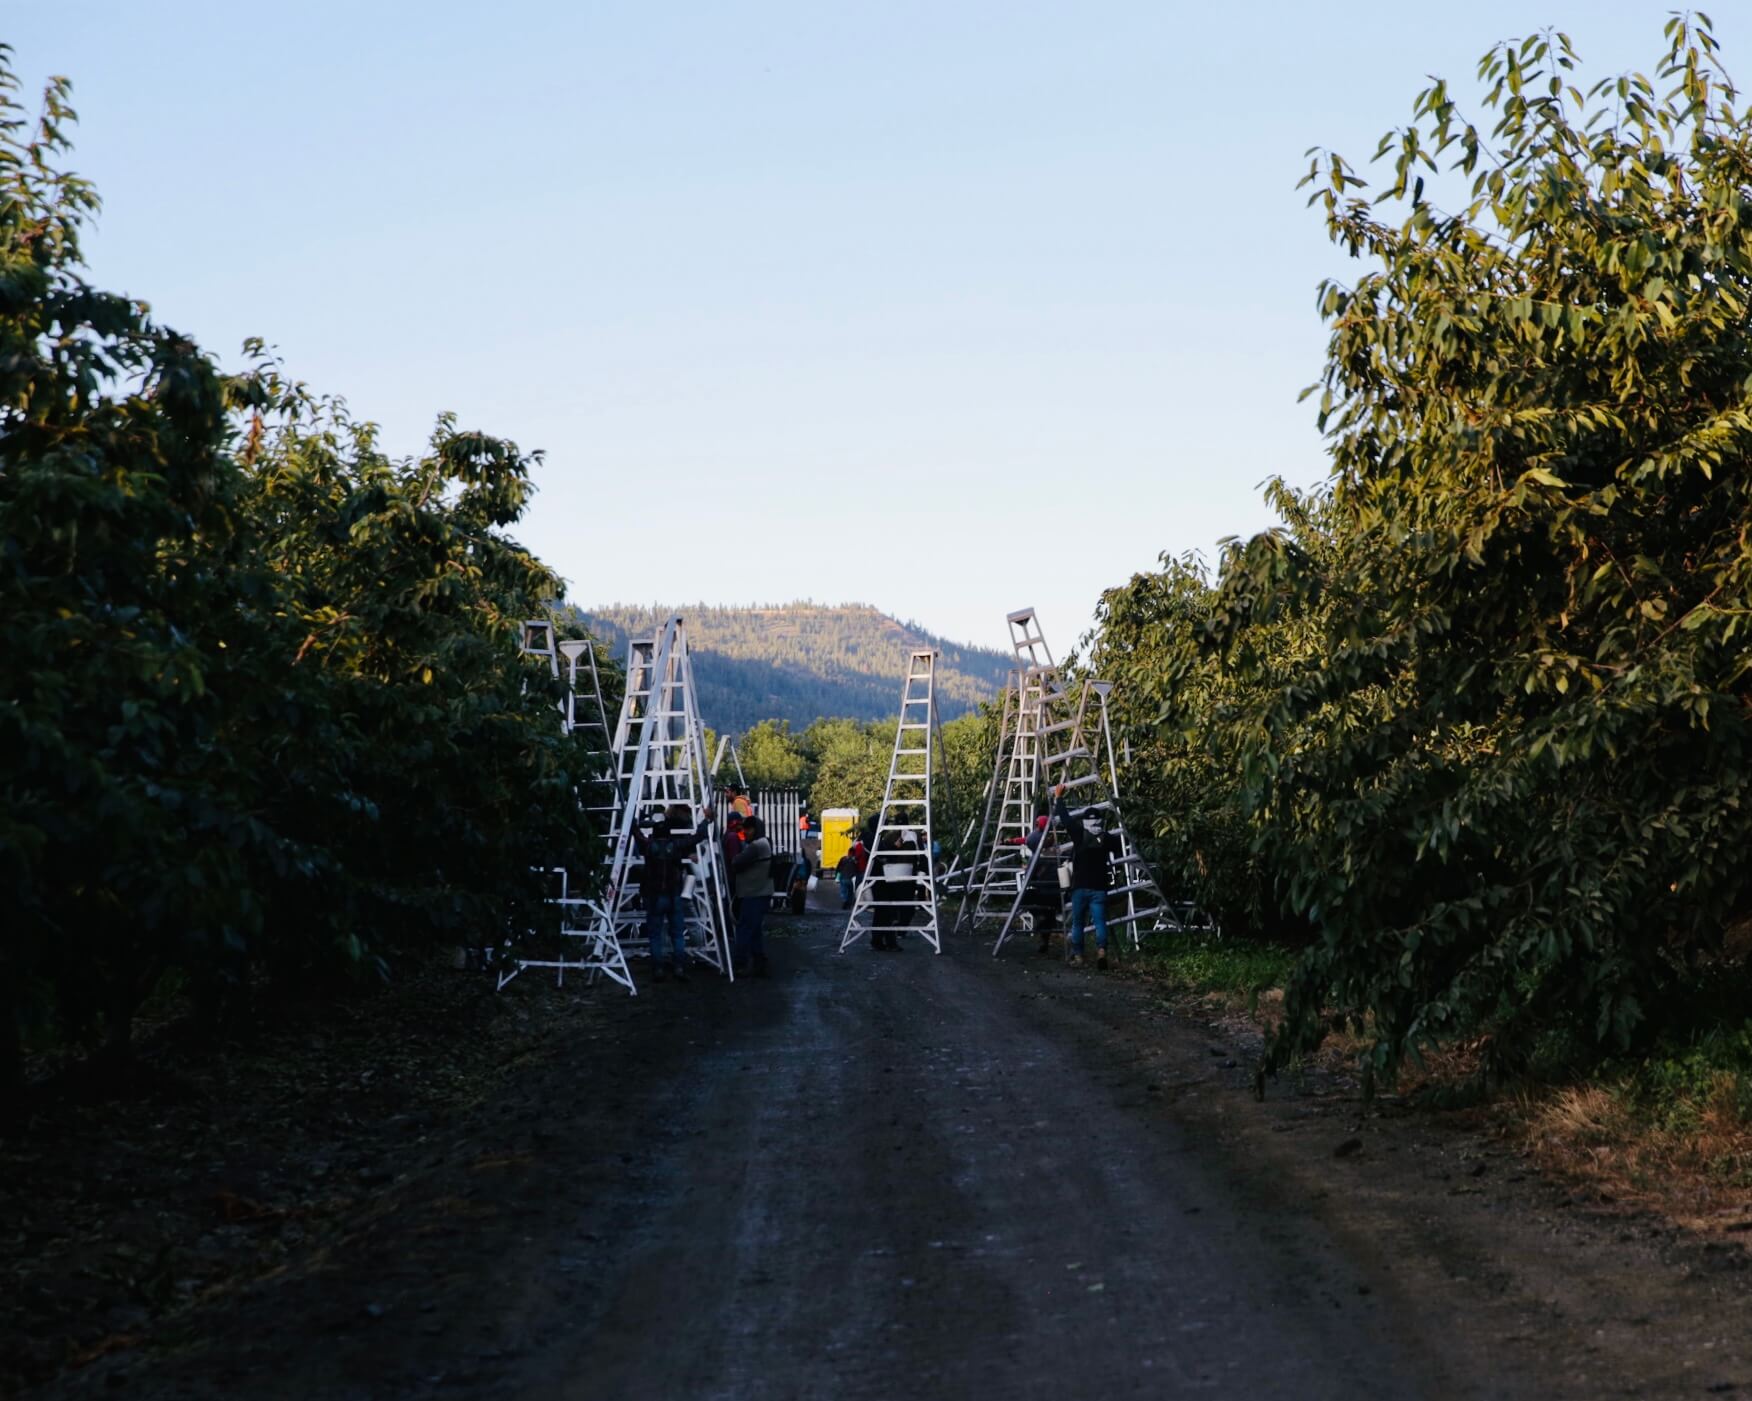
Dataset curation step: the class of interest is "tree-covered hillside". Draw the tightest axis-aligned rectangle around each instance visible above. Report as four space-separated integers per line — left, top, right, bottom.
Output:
573 603 1012 730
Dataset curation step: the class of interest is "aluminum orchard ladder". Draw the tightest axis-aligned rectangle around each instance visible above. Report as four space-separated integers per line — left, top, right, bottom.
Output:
499 616 732 992
958 608 1066 934
598 618 733 978
991 676 1168 955
557 636 619 826
839 649 946 954
943 668 1016 910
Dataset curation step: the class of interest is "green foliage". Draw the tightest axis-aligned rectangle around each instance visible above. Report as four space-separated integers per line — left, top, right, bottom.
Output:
789 708 990 848
1090 499 1334 942
0 59 602 1094
1135 931 1296 1002
578 603 1011 730
804 717 893 816
735 719 809 789
1628 1022 1752 1134
1097 17 1752 1089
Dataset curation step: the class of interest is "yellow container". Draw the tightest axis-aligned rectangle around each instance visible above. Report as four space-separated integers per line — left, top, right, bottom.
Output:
820 808 859 872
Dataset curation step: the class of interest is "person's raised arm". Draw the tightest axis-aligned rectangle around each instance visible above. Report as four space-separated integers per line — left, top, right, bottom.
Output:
1051 784 1081 847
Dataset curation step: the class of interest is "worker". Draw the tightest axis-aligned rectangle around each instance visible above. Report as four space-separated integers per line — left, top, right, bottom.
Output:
1052 783 1122 970
726 785 754 821
835 848 859 909
869 828 922 952
731 815 774 976
633 802 715 982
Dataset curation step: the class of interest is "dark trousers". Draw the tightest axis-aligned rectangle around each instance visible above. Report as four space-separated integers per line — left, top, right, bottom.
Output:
644 891 687 966
735 895 767 966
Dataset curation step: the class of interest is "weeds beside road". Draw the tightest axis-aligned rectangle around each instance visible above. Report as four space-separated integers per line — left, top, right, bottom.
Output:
1129 927 1752 1251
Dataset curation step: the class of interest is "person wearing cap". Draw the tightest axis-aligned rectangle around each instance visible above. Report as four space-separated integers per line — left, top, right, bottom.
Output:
1051 783 1123 969
634 802 715 982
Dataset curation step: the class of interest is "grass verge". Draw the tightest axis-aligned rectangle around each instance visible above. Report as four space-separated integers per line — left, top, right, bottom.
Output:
1128 929 1296 1009
1127 929 1752 1241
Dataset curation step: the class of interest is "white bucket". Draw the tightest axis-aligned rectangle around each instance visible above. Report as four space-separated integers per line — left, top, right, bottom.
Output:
1057 863 1073 890
682 874 698 900
884 861 916 880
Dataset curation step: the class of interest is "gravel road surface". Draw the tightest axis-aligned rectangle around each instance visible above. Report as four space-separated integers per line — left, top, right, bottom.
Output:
45 907 1752 1399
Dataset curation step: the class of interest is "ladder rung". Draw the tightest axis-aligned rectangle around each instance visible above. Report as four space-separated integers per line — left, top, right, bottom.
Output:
1108 907 1165 927
1059 774 1100 791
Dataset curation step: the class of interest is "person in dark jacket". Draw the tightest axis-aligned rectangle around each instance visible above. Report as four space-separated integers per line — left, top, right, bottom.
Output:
731 815 774 975
835 849 859 909
633 802 714 981
1052 784 1122 969
869 828 922 952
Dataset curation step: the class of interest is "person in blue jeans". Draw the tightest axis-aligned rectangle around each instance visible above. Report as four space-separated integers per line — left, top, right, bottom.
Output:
1052 784 1123 970
731 815 774 976
633 802 714 982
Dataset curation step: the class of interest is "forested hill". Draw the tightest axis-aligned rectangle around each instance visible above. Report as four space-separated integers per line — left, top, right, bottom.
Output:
572 603 1012 731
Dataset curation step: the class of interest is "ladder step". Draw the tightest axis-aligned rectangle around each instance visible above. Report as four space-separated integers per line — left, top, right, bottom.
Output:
1059 773 1100 791
1108 907 1165 927
1043 748 1091 768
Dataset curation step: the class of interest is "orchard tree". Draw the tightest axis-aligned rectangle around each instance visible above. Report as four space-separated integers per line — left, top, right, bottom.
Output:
735 719 810 789
1228 14 1752 1085
0 54 600 1106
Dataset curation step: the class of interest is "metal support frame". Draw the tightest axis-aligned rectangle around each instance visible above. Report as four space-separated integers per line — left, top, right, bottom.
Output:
499 616 732 992
958 609 1061 934
943 669 1016 915
991 674 1169 955
839 650 946 954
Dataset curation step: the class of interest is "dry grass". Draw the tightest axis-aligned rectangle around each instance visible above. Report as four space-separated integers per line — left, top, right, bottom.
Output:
1522 1077 1752 1234
1133 935 1752 1243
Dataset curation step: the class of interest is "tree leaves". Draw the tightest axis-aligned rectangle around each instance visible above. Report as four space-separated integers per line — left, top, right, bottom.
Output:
1 61 603 1092
1096 15 1752 1089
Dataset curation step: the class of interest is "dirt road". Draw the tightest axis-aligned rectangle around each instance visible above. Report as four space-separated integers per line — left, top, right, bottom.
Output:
41 908 1752 1399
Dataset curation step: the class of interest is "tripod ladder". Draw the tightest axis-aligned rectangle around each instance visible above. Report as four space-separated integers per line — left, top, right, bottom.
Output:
943 668 1016 911
839 650 946 953
991 676 1168 955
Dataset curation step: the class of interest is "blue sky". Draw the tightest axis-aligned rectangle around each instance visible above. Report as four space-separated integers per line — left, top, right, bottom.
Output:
11 3 1736 654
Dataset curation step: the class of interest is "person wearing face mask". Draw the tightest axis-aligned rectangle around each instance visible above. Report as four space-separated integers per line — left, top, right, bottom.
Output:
1051 783 1123 970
